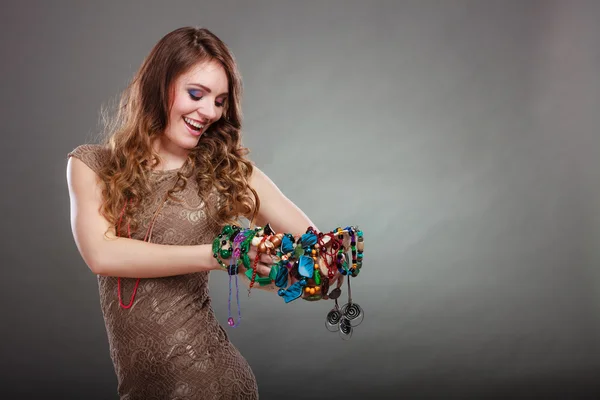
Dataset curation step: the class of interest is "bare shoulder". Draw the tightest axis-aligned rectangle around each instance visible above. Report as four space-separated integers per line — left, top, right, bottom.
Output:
66 156 102 193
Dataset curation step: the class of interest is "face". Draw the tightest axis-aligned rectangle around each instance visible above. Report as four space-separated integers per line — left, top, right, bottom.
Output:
161 60 229 155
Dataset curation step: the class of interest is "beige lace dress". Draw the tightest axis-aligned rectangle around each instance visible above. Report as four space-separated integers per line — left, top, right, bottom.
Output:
68 144 259 400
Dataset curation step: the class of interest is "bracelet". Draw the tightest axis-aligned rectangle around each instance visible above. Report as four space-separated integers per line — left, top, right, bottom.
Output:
212 224 242 269
211 223 365 339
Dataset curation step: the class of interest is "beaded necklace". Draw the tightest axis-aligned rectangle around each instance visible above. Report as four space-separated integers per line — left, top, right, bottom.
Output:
116 194 169 309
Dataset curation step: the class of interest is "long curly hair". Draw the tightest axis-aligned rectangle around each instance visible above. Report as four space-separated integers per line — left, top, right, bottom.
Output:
97 27 259 234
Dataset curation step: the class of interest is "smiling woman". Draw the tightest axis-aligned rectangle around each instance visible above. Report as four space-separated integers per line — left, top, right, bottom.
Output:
66 27 317 400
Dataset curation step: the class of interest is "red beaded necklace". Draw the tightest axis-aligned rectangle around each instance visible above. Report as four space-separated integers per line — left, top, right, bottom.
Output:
317 232 342 279
115 196 167 309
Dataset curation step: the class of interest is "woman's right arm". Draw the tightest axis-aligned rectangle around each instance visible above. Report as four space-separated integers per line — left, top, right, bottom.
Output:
66 157 222 278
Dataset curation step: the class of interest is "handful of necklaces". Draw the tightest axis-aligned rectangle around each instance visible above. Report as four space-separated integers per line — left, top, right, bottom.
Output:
212 223 365 339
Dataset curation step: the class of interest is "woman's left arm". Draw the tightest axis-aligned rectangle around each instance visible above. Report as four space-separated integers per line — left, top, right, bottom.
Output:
250 166 319 235
236 166 320 294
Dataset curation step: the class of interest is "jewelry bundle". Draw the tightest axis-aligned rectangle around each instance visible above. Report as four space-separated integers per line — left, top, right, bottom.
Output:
212 223 365 339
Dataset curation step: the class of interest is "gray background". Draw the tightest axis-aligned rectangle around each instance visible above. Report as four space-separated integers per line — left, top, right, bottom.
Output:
1 0 600 399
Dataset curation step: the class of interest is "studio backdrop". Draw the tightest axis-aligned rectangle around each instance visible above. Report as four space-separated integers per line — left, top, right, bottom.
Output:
1 1 600 399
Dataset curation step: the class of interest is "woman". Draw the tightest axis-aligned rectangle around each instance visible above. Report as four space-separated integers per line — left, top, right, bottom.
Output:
66 27 317 399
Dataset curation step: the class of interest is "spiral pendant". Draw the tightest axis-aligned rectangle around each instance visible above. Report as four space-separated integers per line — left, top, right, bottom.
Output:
325 308 342 332
341 302 364 327
339 317 353 340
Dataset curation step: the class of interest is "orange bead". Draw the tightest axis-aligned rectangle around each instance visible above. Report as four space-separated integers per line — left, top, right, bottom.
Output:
271 236 282 247
314 264 319 269
312 249 316 255
315 286 320 292
309 288 315 295
305 287 310 293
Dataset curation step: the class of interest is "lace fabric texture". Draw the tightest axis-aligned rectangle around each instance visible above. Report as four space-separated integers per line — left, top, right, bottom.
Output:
68 145 258 400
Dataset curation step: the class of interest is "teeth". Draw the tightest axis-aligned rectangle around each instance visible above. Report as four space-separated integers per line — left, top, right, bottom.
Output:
184 117 204 130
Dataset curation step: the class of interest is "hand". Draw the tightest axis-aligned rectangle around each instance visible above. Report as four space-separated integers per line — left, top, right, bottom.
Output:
244 246 277 277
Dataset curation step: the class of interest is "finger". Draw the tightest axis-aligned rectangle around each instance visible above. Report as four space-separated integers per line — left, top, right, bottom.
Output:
254 264 265 276
260 254 274 265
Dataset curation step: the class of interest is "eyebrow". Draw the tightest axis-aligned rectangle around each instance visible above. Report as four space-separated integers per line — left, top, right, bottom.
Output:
188 83 228 97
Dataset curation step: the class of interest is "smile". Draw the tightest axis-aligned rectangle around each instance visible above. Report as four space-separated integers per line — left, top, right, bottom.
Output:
184 117 205 131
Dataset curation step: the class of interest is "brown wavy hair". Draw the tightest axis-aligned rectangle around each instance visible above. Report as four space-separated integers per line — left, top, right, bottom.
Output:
97 27 259 234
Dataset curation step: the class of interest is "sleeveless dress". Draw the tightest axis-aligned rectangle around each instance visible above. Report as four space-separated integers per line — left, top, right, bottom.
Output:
68 144 259 400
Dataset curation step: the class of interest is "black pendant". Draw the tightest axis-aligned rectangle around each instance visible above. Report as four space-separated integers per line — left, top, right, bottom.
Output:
341 302 364 327
263 223 275 235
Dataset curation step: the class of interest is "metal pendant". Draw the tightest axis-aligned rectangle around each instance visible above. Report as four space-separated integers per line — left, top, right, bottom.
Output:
325 308 341 332
339 317 353 340
341 302 364 327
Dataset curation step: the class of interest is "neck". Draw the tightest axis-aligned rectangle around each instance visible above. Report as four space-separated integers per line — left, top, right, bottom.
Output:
152 137 189 171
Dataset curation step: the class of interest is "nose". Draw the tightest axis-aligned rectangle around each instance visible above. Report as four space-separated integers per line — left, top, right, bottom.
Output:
198 100 218 121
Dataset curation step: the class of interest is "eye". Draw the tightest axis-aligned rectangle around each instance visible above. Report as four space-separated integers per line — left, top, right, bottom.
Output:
215 99 226 108
188 89 203 101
